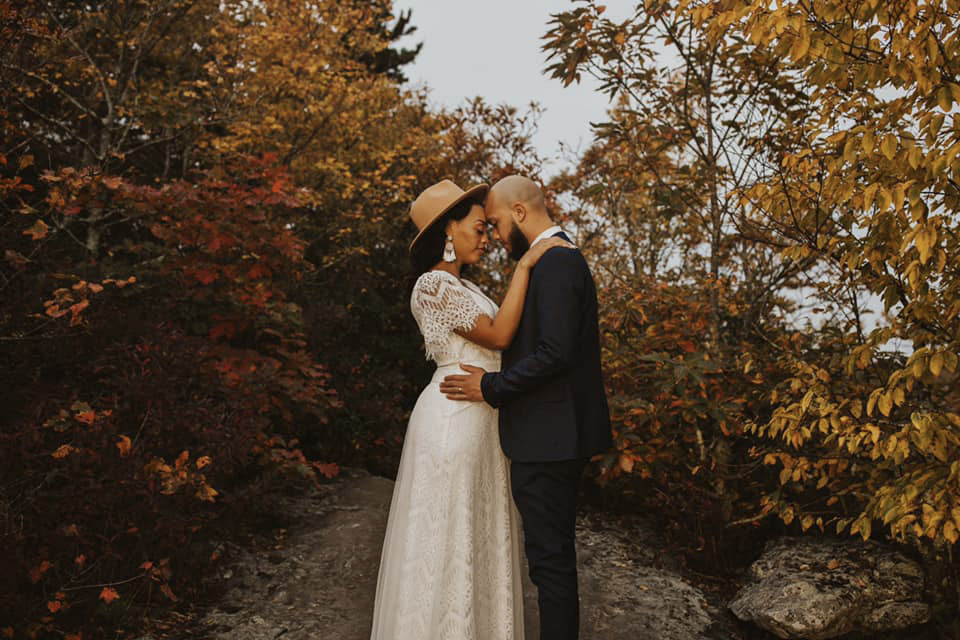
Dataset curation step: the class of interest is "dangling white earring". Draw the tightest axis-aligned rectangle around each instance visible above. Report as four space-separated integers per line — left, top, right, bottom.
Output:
443 235 456 262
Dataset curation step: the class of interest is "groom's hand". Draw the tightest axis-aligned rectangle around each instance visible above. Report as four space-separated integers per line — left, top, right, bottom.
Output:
440 364 486 402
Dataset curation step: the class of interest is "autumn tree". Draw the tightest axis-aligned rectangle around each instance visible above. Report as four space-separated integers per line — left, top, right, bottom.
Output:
545 4 960 604
694 0 960 552
541 1 822 552
2 1 559 634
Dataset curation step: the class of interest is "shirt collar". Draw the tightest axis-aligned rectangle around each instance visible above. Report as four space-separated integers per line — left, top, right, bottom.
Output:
530 225 564 248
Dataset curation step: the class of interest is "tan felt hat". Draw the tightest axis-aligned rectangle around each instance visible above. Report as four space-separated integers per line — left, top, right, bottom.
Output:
408 179 488 252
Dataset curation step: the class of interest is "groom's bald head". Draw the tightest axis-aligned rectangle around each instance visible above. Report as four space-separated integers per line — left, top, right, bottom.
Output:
483 175 554 260
487 175 547 215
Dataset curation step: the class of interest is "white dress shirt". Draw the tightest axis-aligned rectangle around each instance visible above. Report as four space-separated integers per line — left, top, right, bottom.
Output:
530 225 568 248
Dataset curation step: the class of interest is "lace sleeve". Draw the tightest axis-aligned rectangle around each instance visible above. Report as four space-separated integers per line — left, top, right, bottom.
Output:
411 271 486 361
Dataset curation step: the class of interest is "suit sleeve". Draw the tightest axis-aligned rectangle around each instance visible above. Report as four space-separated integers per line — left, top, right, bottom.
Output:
480 249 584 408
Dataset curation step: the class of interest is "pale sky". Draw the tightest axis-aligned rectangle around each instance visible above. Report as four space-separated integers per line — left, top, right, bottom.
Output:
393 0 630 177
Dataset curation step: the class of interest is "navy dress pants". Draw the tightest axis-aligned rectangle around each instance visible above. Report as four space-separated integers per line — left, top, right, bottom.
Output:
510 457 588 640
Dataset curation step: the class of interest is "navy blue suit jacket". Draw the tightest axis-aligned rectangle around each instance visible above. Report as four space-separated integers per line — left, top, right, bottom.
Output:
480 231 613 462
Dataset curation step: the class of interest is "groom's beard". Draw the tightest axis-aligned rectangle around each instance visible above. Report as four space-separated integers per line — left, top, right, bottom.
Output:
508 224 529 261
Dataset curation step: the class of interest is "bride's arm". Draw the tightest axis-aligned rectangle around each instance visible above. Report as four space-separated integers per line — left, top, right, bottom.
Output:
455 237 572 350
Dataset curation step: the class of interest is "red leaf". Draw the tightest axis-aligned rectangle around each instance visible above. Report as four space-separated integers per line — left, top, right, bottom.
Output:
193 268 219 285
69 299 90 315
315 462 340 479
116 435 132 457
45 304 69 318
209 322 236 341
99 587 120 604
23 219 49 240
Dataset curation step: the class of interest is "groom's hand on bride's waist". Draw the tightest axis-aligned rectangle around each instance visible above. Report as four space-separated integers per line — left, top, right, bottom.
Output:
440 364 486 402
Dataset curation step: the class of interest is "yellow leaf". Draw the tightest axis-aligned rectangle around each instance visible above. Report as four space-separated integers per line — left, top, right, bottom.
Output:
930 352 944 377
850 399 863 419
878 393 892 417
877 187 892 211
52 444 75 459
931 114 945 138
892 185 905 210
912 357 927 379
781 505 795 525
938 86 953 111
944 520 958 544
916 227 936 264
945 352 959 373
908 147 923 169
932 437 949 462
881 134 898 160
842 136 858 162
863 183 879 209
196 483 219 502
791 31 811 59
779 467 792 485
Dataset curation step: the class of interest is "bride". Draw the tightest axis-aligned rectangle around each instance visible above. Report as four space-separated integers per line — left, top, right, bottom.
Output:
369 179 570 640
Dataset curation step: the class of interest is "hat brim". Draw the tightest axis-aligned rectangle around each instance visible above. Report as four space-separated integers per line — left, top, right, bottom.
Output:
408 183 489 253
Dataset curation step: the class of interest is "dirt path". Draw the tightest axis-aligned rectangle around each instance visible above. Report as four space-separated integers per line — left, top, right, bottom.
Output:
158 468 756 639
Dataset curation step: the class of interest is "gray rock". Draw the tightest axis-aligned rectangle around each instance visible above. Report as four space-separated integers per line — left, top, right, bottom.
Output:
729 536 930 639
572 512 715 640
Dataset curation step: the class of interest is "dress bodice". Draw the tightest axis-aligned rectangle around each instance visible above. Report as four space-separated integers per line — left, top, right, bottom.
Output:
410 270 501 369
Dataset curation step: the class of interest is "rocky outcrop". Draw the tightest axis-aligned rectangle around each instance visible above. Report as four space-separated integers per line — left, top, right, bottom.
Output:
729 536 930 639
574 512 718 639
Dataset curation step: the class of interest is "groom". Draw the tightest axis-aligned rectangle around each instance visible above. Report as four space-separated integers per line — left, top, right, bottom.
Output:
440 175 612 640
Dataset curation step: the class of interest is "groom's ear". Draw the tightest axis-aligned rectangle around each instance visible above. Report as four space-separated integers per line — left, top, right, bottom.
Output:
512 202 527 224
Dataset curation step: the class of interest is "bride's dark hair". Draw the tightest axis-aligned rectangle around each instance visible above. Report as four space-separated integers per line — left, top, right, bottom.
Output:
408 195 484 285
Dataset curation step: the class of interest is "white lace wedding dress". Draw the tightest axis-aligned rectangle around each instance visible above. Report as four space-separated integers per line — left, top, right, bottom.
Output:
369 269 525 640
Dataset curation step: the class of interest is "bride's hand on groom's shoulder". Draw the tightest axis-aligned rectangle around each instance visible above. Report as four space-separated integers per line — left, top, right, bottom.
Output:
517 237 575 271
439 363 486 403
